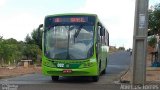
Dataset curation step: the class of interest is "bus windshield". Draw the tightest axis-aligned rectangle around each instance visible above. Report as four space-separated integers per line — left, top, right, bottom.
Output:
44 25 94 60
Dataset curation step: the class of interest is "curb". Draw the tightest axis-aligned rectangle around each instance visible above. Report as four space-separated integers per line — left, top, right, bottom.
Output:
147 67 160 71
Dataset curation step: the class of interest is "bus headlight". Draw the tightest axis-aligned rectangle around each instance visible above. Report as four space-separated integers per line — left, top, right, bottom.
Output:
43 60 56 67
83 62 94 68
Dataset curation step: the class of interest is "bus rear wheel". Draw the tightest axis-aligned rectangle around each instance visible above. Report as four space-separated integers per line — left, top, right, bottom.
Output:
51 76 59 81
92 76 99 82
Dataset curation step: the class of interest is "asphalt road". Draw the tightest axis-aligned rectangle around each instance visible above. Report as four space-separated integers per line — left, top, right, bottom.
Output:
0 51 131 90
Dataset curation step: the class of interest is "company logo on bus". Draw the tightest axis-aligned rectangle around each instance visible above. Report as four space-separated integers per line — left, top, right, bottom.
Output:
54 17 88 23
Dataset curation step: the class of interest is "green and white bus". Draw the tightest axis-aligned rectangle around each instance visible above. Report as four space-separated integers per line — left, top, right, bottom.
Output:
40 13 109 82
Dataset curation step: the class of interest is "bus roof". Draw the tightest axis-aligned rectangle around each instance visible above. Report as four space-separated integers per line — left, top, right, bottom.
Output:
44 13 108 32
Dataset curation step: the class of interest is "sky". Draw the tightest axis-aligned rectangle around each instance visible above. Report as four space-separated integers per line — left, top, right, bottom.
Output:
0 0 159 49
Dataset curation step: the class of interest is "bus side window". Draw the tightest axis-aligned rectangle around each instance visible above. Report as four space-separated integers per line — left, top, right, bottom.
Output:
97 25 101 43
105 31 109 46
102 28 105 45
98 23 106 45
99 26 105 45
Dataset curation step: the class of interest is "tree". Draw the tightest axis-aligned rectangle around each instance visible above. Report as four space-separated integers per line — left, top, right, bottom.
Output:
25 28 43 49
0 36 4 65
3 38 18 44
148 36 157 48
31 29 43 49
25 34 34 44
24 27 43 63
0 38 23 65
0 34 42 66
22 44 41 62
148 3 160 36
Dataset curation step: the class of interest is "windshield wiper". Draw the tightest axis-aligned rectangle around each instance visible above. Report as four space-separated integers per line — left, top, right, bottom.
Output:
74 25 83 38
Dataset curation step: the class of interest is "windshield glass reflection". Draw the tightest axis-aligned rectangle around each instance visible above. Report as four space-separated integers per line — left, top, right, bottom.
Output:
44 25 94 60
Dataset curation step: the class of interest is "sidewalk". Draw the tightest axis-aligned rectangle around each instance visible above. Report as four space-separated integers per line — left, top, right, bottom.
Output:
120 67 160 83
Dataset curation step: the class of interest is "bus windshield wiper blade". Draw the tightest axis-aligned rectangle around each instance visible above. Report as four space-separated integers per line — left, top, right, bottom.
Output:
74 25 83 38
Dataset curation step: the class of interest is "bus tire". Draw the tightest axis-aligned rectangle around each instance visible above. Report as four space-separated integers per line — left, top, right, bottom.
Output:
51 76 59 81
102 59 107 74
99 60 101 74
102 69 106 74
92 76 99 82
92 62 100 82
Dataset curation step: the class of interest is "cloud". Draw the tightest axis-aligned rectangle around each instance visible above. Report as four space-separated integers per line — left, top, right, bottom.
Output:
75 0 135 48
0 0 6 7
0 12 43 41
0 0 136 48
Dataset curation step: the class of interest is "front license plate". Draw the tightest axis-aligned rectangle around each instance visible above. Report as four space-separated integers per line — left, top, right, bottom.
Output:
63 69 72 74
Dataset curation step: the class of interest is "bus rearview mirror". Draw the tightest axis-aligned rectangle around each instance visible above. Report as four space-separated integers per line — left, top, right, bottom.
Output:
37 24 43 44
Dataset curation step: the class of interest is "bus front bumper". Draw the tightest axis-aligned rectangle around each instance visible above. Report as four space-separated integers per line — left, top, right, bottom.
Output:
42 65 98 76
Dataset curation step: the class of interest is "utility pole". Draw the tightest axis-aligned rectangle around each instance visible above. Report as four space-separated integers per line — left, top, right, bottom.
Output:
132 0 149 85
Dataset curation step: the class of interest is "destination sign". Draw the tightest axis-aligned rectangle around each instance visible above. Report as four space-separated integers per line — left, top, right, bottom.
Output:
45 15 95 27
53 17 88 23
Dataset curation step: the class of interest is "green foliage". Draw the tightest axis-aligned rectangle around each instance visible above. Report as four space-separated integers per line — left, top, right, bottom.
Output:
22 44 41 61
148 3 160 35
3 44 21 64
148 36 157 48
0 25 43 66
3 38 18 44
25 28 43 49
24 28 43 63
0 38 22 65
25 34 34 44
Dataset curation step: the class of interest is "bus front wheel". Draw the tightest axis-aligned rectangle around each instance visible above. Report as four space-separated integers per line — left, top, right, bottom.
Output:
92 76 99 82
51 76 59 81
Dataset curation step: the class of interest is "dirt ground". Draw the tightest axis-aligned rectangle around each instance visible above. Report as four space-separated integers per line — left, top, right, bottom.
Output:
0 66 41 79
